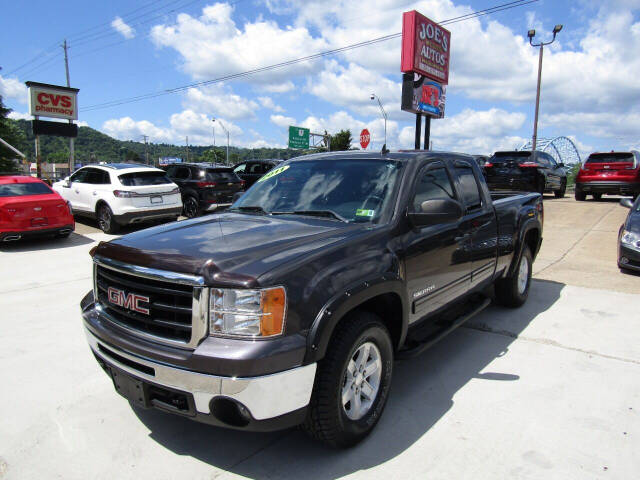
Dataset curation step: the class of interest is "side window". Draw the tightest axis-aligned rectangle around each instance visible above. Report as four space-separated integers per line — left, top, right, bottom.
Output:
454 163 483 211
248 163 263 174
70 169 88 183
537 154 550 167
411 163 455 212
175 167 191 180
165 166 177 178
233 163 246 173
86 169 110 184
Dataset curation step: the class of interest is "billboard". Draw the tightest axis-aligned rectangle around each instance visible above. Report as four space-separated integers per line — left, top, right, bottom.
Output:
401 10 451 85
26 82 79 120
401 73 446 118
158 157 183 165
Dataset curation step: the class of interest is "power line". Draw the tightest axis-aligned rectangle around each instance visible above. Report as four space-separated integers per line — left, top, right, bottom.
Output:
82 0 539 112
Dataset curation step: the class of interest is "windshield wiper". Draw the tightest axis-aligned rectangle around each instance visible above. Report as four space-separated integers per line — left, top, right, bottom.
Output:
229 205 268 215
273 210 349 223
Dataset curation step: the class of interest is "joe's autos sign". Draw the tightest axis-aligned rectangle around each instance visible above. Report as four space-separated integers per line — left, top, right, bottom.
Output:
401 10 451 85
26 82 79 120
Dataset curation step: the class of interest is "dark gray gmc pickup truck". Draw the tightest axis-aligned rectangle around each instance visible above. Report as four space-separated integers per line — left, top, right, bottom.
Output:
81 151 543 447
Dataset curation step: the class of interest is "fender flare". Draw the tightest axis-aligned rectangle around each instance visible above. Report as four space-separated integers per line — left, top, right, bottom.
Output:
506 218 542 278
303 275 408 364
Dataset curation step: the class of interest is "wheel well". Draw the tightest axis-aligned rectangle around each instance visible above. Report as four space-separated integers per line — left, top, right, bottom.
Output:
95 200 108 215
335 293 403 351
524 228 540 259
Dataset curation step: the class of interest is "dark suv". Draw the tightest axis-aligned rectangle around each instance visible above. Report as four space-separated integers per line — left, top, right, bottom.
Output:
485 150 567 197
164 163 244 218
232 159 281 188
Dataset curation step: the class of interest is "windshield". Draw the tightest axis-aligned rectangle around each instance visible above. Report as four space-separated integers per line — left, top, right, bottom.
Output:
0 182 53 197
118 171 172 186
232 159 403 223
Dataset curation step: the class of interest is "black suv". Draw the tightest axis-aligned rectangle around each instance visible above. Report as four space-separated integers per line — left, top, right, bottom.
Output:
485 150 567 197
232 159 281 188
164 163 244 218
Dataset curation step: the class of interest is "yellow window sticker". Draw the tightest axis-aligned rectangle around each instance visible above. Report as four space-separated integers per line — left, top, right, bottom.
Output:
356 209 375 217
257 165 290 183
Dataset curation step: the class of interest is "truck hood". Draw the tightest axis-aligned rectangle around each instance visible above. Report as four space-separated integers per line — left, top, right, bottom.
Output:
92 212 367 286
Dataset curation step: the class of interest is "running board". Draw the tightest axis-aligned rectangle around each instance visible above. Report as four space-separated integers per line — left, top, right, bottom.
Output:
397 298 491 360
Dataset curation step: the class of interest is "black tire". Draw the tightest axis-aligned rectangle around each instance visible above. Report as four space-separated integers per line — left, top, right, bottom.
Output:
495 245 533 308
97 204 120 234
183 196 200 218
554 180 566 198
575 189 586 201
302 311 394 448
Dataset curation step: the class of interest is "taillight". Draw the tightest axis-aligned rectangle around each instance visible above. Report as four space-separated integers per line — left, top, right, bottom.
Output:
518 162 538 168
536 201 544 225
196 182 217 188
484 162 493 168
240 180 246 187
113 190 133 198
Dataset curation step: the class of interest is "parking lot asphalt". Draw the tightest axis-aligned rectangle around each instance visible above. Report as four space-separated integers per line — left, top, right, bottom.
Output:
0 196 638 479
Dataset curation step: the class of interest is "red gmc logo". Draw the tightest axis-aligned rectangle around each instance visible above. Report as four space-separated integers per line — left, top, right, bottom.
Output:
107 287 150 315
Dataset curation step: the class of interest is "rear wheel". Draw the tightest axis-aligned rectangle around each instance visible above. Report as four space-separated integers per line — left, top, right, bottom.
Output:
592 193 602 201
303 311 393 448
554 180 566 198
97 204 119 234
183 196 200 218
575 189 586 201
495 246 532 308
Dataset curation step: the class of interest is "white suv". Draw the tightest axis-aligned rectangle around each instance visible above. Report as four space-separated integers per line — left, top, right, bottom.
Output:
53 163 182 233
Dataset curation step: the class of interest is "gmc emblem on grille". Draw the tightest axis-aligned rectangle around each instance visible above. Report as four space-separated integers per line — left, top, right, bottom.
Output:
107 287 150 315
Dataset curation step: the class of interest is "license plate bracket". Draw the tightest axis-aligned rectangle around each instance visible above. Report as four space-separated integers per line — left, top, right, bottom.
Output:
151 195 163 204
110 368 148 408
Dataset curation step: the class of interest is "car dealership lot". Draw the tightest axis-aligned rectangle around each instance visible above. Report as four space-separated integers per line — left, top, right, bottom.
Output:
0 197 638 479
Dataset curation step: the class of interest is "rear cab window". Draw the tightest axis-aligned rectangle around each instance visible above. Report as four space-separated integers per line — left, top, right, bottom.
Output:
118 171 172 186
454 161 483 211
0 182 53 197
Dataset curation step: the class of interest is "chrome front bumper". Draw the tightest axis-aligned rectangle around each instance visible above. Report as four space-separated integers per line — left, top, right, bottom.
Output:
85 326 317 420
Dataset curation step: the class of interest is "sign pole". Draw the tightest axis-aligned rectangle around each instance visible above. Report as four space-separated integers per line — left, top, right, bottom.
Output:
414 114 422 150
423 116 431 150
62 39 75 173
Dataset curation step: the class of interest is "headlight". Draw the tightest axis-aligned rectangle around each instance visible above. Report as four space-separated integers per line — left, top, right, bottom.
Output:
621 230 640 249
209 287 286 337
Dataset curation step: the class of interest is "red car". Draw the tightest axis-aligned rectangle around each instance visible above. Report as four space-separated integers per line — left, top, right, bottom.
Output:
575 151 640 201
0 176 75 242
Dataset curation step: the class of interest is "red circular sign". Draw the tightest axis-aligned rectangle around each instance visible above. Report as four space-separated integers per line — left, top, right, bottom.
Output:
360 129 371 149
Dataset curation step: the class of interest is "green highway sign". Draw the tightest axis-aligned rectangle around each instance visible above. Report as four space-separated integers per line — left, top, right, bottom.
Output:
288 126 310 149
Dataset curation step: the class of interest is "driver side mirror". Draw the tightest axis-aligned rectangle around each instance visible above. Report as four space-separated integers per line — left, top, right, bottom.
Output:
62 177 71 188
408 198 463 228
620 198 634 209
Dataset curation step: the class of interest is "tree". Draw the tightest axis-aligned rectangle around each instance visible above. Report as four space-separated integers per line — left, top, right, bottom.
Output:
0 95 27 172
329 129 353 151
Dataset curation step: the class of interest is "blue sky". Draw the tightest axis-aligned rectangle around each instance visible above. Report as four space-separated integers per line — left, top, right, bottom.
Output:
1 0 639 161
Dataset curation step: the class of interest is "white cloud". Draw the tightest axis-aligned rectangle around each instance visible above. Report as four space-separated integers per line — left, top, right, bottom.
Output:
270 114 296 128
102 117 173 142
0 76 27 103
258 96 284 112
260 81 295 93
7 111 31 120
111 16 135 39
183 85 258 120
150 3 327 84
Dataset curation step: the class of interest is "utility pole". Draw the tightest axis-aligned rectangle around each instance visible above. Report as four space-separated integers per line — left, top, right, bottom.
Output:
528 25 562 151
142 135 149 165
186 136 189 162
61 39 75 173
212 118 229 165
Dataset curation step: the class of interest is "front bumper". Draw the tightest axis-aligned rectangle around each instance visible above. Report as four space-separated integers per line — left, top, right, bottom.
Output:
86 326 316 430
113 206 182 225
619 243 640 271
577 181 640 195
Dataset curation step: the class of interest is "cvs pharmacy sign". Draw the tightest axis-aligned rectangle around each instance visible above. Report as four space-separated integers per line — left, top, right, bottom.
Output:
26 81 79 120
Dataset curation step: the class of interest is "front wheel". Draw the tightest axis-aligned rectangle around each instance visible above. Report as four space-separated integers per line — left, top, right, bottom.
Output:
554 180 566 198
495 245 533 308
97 204 120 234
575 189 586 201
303 311 393 448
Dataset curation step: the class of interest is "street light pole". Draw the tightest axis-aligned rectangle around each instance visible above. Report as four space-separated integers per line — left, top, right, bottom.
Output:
370 93 388 148
528 24 562 152
212 118 229 165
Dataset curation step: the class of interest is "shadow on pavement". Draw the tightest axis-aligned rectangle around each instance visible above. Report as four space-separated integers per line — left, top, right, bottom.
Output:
0 231 94 252
134 279 565 479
